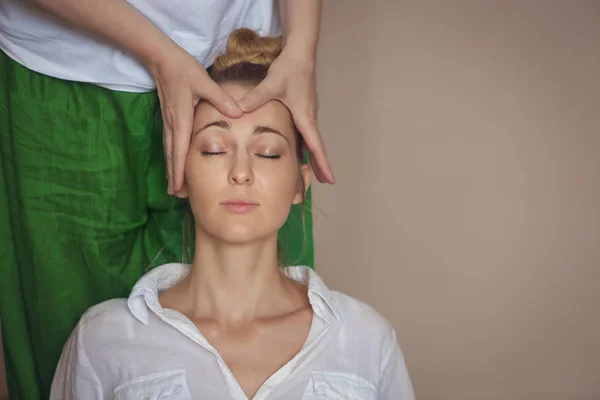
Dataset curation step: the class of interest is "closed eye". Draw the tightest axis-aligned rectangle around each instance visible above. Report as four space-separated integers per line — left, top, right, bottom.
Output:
201 151 226 156
256 154 281 159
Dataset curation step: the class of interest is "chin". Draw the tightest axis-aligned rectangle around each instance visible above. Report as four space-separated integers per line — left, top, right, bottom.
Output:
210 224 272 245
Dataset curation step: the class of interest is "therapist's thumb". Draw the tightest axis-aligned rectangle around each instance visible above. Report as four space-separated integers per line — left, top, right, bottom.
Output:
200 79 243 118
237 83 276 113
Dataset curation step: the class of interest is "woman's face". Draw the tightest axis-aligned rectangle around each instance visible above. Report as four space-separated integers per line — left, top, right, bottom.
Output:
182 83 310 244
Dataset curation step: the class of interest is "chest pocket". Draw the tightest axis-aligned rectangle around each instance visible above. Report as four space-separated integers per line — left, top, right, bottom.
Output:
301 371 378 400
114 369 192 400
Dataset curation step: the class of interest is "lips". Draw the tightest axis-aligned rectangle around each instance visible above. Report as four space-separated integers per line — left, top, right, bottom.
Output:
221 198 259 214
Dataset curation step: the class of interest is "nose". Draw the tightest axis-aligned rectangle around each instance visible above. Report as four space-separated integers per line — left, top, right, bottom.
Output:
228 151 254 185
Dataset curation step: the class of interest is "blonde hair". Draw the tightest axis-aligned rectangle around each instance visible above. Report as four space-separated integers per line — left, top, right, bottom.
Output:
212 28 282 74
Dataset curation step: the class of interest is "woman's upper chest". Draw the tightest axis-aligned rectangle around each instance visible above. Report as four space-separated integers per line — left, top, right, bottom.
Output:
194 307 314 398
106 320 380 400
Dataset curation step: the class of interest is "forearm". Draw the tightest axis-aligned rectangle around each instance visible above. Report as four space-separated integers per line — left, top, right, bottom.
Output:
279 0 322 64
32 0 177 69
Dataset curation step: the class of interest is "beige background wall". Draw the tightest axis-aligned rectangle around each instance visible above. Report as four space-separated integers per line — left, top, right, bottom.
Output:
2 1 600 399
313 1 600 399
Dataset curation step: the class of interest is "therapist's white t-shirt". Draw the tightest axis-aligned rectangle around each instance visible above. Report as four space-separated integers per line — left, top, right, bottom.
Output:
0 0 280 92
50 264 415 400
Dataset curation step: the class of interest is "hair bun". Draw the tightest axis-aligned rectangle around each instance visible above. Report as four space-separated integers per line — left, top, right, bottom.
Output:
212 28 282 72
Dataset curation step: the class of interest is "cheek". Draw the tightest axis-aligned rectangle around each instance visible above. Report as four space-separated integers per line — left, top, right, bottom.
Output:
185 153 221 201
260 160 301 202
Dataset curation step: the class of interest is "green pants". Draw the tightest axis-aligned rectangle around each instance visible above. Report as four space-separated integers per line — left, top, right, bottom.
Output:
0 51 313 400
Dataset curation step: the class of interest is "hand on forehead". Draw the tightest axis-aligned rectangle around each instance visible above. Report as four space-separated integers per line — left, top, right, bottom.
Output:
193 83 296 142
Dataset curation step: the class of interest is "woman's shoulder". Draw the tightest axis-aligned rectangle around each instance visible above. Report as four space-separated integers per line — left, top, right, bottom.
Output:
73 298 135 345
331 290 397 342
287 265 398 342
80 298 132 325
324 290 407 384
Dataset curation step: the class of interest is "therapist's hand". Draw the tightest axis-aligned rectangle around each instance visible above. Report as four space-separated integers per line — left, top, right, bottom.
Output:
150 46 243 195
237 50 335 184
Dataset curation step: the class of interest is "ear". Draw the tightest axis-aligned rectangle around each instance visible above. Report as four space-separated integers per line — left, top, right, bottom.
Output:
293 164 312 205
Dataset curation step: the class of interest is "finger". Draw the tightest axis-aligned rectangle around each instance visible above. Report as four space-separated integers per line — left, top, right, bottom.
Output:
237 81 276 113
163 124 174 195
201 79 243 118
171 93 195 193
157 85 175 194
308 150 327 184
294 116 336 184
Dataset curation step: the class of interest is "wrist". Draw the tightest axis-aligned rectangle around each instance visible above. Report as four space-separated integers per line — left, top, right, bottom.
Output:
281 39 317 69
140 36 183 77
279 0 321 66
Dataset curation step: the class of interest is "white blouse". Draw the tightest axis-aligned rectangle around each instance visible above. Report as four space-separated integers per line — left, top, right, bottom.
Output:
50 264 415 399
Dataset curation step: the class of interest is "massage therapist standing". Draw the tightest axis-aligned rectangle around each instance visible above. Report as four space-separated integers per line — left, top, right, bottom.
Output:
0 1 333 398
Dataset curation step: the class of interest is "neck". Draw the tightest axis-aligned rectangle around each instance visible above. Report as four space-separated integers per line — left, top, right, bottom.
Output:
181 229 299 324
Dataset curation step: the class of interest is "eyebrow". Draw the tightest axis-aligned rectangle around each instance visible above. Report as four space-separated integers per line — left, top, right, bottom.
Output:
196 120 289 142
197 120 231 133
253 125 289 142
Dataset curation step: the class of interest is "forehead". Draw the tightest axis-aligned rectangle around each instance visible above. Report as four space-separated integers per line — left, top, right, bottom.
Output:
194 83 294 133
